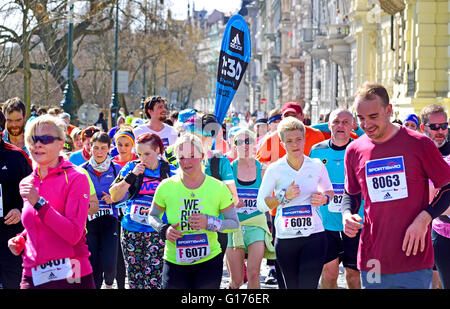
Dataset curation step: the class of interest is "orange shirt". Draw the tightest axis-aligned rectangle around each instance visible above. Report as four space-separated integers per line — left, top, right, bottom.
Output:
256 126 325 216
256 126 325 164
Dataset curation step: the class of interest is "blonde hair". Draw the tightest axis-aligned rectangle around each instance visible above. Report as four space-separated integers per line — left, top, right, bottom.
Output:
173 133 205 160
25 114 66 149
277 116 305 142
233 128 256 144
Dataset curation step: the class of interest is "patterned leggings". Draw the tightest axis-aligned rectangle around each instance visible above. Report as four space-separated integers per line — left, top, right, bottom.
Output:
122 229 165 289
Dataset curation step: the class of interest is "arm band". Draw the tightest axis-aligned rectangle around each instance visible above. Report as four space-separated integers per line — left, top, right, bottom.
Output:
424 183 450 219
206 207 239 232
341 191 362 215
148 205 169 240
124 172 137 185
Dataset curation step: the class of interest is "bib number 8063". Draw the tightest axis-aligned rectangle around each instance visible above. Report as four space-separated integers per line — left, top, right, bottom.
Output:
372 174 400 189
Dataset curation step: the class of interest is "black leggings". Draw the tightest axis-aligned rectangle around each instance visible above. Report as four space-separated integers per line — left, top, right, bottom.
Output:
86 215 119 288
275 232 327 289
162 254 223 289
432 229 450 289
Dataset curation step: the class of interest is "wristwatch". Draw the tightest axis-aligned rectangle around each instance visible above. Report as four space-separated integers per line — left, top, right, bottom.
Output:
276 189 291 206
34 196 47 211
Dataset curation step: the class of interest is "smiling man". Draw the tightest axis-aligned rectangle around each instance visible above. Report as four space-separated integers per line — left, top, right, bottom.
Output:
133 96 178 149
2 98 29 157
342 82 450 289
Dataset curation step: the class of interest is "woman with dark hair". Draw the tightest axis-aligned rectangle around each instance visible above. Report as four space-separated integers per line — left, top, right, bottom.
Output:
81 132 123 289
110 133 176 289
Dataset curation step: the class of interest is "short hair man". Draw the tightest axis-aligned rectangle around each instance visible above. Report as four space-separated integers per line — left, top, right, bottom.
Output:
420 104 449 156
309 108 364 289
2 97 29 157
133 96 178 149
342 82 450 289
0 106 33 288
256 102 325 164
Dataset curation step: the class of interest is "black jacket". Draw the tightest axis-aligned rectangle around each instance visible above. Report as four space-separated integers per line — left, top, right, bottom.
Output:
0 138 32 249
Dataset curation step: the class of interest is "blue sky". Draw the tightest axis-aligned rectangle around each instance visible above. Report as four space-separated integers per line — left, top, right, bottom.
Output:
168 0 242 20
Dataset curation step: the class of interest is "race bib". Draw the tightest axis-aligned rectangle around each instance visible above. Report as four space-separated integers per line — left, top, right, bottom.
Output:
31 258 73 286
176 233 210 264
280 205 314 237
130 196 153 225
328 183 345 213
236 188 259 215
365 156 408 203
88 201 112 221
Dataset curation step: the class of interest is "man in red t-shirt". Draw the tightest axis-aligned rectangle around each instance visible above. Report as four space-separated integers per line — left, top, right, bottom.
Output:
343 82 450 289
256 102 325 164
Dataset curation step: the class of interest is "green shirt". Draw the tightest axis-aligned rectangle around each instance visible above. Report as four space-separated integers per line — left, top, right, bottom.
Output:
153 174 234 265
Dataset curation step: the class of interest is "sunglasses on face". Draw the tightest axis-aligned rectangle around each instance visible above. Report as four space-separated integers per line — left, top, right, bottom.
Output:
425 122 448 131
84 129 100 137
32 135 62 145
235 138 252 146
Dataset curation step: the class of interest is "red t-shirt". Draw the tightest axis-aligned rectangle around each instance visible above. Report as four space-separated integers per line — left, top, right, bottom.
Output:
345 127 450 274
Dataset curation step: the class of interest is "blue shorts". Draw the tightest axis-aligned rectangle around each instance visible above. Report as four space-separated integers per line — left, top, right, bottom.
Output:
360 268 433 289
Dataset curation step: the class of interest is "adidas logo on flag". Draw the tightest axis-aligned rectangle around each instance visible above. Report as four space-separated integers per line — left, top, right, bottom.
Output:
230 34 242 51
229 26 244 55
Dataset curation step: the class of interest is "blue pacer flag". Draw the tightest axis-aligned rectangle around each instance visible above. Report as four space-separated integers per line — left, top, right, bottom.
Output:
214 14 251 125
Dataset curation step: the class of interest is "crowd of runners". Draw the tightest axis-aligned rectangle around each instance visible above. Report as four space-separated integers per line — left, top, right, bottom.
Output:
0 81 449 290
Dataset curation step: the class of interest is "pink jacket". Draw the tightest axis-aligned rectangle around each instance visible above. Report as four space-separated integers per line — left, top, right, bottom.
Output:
19 157 92 278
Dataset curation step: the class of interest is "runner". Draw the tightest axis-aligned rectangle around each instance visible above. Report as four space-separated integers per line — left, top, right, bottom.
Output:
69 126 100 166
0 109 32 289
309 108 364 289
81 132 123 289
133 96 178 148
420 104 449 156
430 155 450 289
256 102 325 165
109 133 176 289
257 117 334 289
8 115 94 289
148 134 238 289
2 97 29 157
110 126 137 289
403 114 420 132
343 82 450 289
112 127 137 167
226 128 275 289
419 105 449 288
183 114 239 260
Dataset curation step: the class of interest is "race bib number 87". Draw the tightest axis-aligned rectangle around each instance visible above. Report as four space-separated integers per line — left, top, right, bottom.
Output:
365 156 408 203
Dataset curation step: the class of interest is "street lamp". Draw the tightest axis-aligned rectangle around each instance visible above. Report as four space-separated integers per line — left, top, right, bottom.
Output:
60 1 74 118
110 0 120 127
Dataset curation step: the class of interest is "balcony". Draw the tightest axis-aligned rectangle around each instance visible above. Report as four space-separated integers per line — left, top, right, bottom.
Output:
326 24 349 46
311 35 329 60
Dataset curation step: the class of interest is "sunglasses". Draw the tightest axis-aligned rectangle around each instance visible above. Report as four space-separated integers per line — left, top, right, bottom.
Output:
235 138 252 146
32 135 62 145
84 128 100 137
425 123 448 131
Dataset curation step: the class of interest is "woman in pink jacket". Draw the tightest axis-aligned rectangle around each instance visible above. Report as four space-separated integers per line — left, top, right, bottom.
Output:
8 114 94 289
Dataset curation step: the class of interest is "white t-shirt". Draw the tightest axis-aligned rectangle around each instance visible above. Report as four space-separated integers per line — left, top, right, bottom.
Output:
133 123 178 148
257 155 333 239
